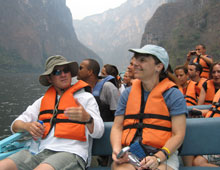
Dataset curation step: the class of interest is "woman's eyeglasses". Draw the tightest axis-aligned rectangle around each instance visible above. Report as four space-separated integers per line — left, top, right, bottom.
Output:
52 67 70 76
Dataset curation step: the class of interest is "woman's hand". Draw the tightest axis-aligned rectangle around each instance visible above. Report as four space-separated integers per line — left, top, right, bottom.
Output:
138 156 159 170
112 150 129 165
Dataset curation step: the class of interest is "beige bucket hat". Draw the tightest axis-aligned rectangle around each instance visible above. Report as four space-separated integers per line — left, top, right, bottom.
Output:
39 55 78 86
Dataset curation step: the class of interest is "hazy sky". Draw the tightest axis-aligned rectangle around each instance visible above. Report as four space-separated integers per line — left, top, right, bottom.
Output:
66 0 127 20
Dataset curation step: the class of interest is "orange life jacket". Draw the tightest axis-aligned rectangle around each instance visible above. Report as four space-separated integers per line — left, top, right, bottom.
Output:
193 56 210 79
121 78 176 149
185 80 197 106
179 80 190 95
204 80 216 105
179 87 184 94
205 89 220 118
38 80 90 141
196 78 207 96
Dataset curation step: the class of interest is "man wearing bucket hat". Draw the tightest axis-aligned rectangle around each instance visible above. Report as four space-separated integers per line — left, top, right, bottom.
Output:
0 55 104 170
111 45 187 170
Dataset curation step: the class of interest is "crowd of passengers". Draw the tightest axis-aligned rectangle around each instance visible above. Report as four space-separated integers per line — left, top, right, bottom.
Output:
103 44 220 168
0 43 219 170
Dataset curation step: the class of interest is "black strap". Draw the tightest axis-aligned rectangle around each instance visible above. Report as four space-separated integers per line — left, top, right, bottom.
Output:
124 123 171 132
185 95 197 103
205 100 212 104
210 106 220 117
213 102 220 107
131 84 146 142
39 109 64 115
42 118 86 124
124 113 171 121
196 56 200 64
185 100 197 106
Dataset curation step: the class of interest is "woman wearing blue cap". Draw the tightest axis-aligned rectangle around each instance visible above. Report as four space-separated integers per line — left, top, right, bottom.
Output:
110 44 187 170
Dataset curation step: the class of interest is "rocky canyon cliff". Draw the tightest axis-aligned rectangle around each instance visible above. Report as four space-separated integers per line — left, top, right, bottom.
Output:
73 0 171 71
0 0 101 72
141 0 220 67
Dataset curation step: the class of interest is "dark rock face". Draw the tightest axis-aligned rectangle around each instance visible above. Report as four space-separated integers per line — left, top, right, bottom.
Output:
0 0 101 72
141 0 220 66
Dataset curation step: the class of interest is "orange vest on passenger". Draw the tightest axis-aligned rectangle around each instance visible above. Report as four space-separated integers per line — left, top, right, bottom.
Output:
205 89 220 118
38 80 90 141
178 87 184 94
196 78 207 96
184 80 197 106
193 56 210 79
178 80 190 96
121 78 176 149
204 80 216 105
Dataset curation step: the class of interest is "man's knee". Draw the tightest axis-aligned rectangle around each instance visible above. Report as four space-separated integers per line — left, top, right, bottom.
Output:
34 163 55 170
193 156 207 166
111 161 135 170
0 158 18 170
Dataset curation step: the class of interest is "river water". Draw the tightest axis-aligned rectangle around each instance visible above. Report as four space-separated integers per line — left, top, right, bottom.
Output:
0 73 47 140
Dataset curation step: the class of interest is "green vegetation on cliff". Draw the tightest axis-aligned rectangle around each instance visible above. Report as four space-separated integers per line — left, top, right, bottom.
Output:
141 0 220 68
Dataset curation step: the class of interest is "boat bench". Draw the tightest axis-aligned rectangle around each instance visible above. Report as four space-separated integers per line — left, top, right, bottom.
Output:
1 105 219 170
88 118 220 170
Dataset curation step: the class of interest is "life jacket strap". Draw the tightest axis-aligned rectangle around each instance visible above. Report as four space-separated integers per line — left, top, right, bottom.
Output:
124 113 171 121
42 118 87 124
123 123 171 132
39 109 64 115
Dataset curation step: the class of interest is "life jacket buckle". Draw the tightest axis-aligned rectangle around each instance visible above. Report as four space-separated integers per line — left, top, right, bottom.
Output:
136 122 143 130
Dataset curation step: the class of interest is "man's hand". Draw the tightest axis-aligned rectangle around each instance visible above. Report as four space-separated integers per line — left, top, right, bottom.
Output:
64 99 91 122
186 51 193 62
25 121 45 140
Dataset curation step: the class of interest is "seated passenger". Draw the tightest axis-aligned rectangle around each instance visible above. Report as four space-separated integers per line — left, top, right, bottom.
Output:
175 65 197 106
174 65 189 94
0 55 104 170
193 89 220 167
77 59 120 122
123 71 132 88
188 62 207 97
185 44 213 79
101 64 125 94
111 44 187 170
198 62 220 105
127 56 136 84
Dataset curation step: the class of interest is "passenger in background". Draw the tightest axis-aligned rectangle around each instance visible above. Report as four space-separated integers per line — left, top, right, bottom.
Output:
127 56 136 84
167 64 180 87
174 65 189 94
198 62 220 105
77 59 119 122
192 89 220 167
101 64 119 88
101 64 125 94
188 62 207 97
111 44 187 170
174 65 197 106
122 71 132 88
78 59 120 166
185 44 213 79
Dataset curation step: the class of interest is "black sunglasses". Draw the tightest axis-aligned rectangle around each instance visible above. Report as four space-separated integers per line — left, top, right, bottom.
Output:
52 67 70 76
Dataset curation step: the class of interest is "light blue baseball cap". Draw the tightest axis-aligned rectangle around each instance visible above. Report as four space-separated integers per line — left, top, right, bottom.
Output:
129 44 169 71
